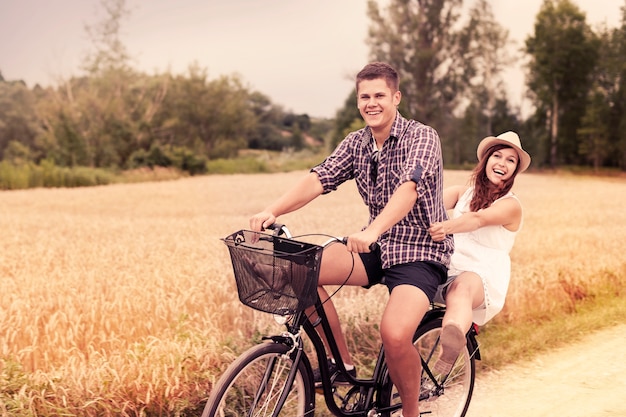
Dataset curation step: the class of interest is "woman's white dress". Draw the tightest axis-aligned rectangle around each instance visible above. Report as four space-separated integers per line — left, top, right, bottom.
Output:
443 187 521 326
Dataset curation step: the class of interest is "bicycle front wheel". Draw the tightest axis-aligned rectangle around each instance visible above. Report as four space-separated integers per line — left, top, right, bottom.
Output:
203 341 314 417
379 317 475 417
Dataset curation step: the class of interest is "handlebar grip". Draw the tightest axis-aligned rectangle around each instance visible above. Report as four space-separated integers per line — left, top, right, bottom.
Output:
264 223 286 236
341 237 379 252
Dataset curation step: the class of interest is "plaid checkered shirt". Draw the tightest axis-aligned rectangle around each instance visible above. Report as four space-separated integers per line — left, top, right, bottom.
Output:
311 112 453 269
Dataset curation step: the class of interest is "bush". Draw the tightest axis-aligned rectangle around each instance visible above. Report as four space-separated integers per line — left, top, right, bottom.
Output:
0 160 116 190
169 146 207 175
128 144 207 175
207 157 269 174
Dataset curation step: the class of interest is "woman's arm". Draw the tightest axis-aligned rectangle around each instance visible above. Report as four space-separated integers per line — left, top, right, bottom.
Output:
442 185 467 210
429 196 521 241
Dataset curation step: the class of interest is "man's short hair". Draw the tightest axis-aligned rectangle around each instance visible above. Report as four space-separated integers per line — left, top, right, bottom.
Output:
356 62 400 92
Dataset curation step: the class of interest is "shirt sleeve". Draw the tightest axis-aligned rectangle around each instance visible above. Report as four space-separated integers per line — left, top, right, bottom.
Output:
403 125 442 195
310 133 357 194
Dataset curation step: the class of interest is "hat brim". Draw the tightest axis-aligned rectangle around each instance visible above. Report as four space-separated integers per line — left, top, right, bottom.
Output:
476 137 531 173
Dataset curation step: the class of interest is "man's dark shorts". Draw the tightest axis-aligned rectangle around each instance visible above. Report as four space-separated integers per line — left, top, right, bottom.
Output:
359 247 447 302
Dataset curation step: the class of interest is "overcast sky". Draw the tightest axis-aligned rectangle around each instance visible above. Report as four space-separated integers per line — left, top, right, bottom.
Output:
0 0 622 118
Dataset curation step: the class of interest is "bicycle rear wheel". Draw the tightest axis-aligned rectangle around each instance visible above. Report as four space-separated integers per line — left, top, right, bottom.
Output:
203 342 314 417
379 317 475 417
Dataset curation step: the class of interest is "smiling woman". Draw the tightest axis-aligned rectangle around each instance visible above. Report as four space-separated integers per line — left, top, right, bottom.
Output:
428 131 531 374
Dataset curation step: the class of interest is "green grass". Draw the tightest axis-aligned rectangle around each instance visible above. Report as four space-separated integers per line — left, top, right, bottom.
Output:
0 161 187 190
207 149 327 174
475 292 626 372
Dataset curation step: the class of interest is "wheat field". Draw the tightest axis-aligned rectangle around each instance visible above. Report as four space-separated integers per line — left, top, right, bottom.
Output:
0 171 625 416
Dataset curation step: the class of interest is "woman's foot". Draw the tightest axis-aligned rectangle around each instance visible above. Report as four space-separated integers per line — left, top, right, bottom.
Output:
434 324 465 375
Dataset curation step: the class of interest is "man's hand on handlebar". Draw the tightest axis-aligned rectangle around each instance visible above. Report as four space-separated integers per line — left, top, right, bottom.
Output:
345 230 379 253
249 211 276 232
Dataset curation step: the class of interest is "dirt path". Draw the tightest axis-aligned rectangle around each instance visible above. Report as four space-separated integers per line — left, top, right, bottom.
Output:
465 323 626 417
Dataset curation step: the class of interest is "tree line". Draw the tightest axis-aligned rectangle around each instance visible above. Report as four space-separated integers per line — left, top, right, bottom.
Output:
0 66 324 175
350 0 626 171
1 0 626 178
0 0 327 179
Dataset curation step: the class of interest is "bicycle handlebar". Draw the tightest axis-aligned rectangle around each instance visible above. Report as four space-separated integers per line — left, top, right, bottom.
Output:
264 223 288 237
265 223 379 252
340 237 379 253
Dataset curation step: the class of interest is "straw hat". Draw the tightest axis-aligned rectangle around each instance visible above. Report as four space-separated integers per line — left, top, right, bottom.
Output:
476 131 531 173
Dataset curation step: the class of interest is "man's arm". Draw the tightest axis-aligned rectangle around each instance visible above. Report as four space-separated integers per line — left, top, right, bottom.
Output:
347 181 418 252
249 172 324 231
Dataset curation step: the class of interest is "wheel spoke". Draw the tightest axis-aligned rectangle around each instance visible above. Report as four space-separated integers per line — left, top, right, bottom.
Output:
203 343 312 417
379 318 475 417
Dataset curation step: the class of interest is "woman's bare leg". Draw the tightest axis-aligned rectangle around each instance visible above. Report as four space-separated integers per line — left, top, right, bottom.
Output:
435 272 484 374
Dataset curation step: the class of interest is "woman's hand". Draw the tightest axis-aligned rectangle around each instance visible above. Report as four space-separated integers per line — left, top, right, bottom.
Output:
429 222 447 242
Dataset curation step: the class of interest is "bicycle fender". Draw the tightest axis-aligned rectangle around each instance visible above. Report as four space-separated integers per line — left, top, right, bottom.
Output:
263 335 294 345
467 325 481 361
421 308 445 323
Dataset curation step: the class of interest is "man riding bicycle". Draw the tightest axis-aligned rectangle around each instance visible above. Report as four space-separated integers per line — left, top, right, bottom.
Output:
250 62 452 417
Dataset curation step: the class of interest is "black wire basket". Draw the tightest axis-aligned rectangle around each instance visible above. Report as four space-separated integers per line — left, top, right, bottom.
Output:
222 230 323 315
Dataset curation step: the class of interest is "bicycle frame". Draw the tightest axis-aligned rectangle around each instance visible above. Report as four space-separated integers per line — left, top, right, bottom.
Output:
266 296 389 416
307 298 384 415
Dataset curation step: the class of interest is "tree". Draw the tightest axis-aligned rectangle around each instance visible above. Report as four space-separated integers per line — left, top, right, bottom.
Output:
366 0 471 135
331 89 362 149
445 0 517 165
364 0 519 166
613 0 626 170
578 91 610 169
525 0 599 168
36 0 171 168
0 80 40 161
463 0 514 136
153 65 257 159
576 20 624 170
82 0 132 75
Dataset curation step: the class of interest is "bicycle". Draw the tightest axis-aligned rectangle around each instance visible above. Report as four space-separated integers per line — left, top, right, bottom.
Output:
204 224 480 417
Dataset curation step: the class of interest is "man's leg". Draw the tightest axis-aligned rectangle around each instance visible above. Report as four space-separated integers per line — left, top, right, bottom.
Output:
380 284 430 417
305 243 369 367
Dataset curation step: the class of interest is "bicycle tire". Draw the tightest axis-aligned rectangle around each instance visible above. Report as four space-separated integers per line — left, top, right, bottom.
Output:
203 341 315 417
378 317 475 417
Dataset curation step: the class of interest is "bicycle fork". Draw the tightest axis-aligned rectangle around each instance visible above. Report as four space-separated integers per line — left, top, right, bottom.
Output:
259 332 306 417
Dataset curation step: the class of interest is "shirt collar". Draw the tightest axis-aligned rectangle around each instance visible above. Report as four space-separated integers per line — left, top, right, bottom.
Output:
362 111 406 147
389 111 409 140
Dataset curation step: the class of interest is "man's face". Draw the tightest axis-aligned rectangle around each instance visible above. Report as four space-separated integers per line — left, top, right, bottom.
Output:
357 78 401 133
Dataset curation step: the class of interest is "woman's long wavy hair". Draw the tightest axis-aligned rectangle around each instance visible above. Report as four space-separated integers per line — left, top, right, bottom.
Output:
469 144 521 212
